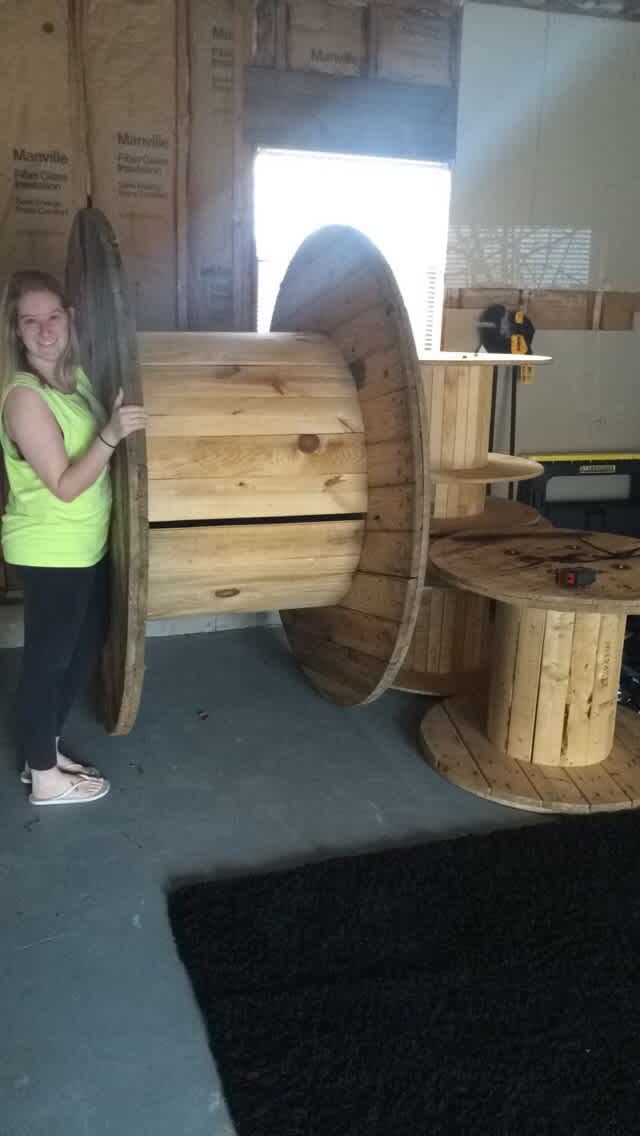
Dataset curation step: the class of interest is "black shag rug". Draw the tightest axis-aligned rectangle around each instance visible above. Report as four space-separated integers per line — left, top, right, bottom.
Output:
168 814 640 1136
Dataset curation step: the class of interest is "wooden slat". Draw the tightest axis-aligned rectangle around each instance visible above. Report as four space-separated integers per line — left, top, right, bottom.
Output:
357 347 409 403
438 587 457 674
338 572 408 622
487 603 520 753
531 611 575 765
138 330 345 368
330 303 398 364
143 364 357 402
366 486 414 530
149 573 354 620
366 438 414 487
148 473 367 522
150 518 363 572
359 531 413 576
563 612 601 765
285 626 387 702
270 228 373 318
564 761 631 810
147 433 366 481
447 696 545 806
506 607 546 762
426 364 445 470
275 265 384 337
288 606 399 663
421 703 492 797
147 397 364 437
360 389 410 446
587 613 626 763
148 519 363 619
425 586 445 672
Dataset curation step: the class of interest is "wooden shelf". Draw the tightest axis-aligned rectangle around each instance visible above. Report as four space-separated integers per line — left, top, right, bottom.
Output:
430 497 546 536
431 453 543 485
420 352 551 366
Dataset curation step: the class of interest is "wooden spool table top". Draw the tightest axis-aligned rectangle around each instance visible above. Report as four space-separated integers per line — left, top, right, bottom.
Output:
429 529 640 614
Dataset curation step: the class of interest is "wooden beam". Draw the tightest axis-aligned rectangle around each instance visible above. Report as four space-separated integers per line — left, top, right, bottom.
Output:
245 66 456 162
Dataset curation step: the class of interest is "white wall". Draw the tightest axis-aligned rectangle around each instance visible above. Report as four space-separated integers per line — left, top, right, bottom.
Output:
447 3 640 452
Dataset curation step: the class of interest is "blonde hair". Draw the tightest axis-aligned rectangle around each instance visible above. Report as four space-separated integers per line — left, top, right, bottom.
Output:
0 270 80 407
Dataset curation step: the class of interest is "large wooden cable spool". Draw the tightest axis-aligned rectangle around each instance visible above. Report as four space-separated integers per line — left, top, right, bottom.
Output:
66 211 427 732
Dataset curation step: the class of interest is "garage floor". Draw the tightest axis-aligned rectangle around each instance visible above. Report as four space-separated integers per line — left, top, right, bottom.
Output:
1 627 541 1136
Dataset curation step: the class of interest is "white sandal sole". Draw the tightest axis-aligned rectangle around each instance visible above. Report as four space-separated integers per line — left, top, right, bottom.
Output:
29 778 111 806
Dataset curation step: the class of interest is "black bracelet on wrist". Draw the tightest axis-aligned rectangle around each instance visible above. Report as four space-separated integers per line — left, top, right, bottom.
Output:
99 433 117 450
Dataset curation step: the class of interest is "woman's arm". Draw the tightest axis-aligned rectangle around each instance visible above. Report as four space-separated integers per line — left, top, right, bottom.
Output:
3 387 146 504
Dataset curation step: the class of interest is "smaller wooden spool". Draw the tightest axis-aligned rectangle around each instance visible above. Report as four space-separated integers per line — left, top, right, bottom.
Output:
420 529 640 814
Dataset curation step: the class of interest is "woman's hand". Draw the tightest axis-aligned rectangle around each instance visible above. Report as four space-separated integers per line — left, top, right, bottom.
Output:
101 388 147 448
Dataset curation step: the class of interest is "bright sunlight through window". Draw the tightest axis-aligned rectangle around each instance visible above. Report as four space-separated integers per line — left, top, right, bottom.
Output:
254 149 451 357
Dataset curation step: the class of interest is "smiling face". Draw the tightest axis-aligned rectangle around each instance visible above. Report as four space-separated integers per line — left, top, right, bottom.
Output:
16 290 71 375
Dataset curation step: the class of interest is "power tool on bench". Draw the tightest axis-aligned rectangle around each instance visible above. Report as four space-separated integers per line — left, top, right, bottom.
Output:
476 304 535 382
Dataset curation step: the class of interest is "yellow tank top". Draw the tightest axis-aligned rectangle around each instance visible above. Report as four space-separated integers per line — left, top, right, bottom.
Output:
0 368 112 568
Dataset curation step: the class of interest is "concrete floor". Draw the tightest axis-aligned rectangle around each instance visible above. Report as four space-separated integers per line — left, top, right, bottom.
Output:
1 627 541 1136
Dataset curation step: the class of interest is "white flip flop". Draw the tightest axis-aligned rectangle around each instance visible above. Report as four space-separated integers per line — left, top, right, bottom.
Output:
21 761 102 785
29 778 111 807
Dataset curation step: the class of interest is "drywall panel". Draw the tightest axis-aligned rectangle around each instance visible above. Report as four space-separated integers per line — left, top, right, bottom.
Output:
81 0 177 330
482 332 639 456
0 1 84 289
448 3 640 290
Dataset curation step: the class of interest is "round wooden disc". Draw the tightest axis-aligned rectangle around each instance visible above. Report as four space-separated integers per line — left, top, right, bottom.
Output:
429 528 640 614
430 497 545 536
66 208 148 735
423 352 551 367
421 695 640 814
271 226 427 705
431 453 543 485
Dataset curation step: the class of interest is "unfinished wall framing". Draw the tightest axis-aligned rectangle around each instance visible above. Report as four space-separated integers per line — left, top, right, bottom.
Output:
0 0 460 333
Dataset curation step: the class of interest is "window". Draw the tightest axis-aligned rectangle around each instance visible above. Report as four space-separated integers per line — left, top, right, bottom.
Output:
254 148 451 357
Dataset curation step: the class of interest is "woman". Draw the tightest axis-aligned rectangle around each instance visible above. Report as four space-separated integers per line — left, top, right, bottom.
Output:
0 270 146 805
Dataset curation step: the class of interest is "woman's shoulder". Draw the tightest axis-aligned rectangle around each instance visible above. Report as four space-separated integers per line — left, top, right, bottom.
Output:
7 371 43 391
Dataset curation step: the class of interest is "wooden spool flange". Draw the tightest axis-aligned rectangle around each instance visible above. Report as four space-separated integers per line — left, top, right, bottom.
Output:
66 211 427 732
420 529 640 813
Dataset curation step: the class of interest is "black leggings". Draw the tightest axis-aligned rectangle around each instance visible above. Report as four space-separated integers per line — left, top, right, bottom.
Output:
16 558 108 771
